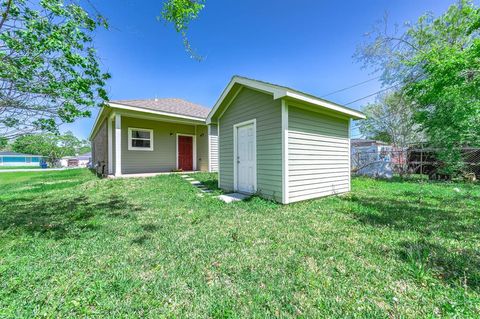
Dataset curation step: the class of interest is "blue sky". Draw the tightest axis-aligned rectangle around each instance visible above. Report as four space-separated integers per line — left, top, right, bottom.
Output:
63 0 456 139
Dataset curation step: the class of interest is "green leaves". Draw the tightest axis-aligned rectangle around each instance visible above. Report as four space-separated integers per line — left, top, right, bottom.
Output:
160 0 205 60
0 0 110 139
357 0 480 175
357 91 423 147
161 0 205 33
12 131 89 165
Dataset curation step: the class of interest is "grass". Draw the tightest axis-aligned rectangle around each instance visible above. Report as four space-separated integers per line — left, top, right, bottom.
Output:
0 169 479 318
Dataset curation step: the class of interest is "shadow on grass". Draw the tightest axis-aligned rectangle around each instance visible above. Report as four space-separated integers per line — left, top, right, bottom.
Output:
398 239 480 290
191 173 221 191
343 188 480 290
0 194 143 240
345 195 480 239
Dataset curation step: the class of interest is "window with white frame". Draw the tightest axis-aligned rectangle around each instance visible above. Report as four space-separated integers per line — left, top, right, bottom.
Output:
26 157 32 163
128 128 154 151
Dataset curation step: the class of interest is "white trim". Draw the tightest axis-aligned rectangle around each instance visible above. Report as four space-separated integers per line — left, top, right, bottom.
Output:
281 100 289 204
207 76 366 124
176 133 197 171
217 118 221 188
107 116 113 174
208 125 212 173
88 106 107 140
233 119 257 194
283 91 366 119
128 127 154 151
217 87 243 121
348 119 352 192
114 113 122 177
108 102 206 122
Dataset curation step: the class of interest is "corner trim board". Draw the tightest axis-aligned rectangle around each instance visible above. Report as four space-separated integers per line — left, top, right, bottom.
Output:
114 113 122 176
281 100 289 204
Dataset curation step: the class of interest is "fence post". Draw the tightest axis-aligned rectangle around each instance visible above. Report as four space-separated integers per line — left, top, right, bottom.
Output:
420 145 423 176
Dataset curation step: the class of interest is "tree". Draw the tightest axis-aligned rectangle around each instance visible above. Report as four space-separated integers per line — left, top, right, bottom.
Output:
356 0 480 174
0 0 206 141
12 131 86 166
0 136 6 149
161 0 206 60
358 91 424 147
0 0 110 140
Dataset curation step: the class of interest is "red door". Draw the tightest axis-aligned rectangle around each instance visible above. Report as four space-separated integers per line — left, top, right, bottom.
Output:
178 135 193 171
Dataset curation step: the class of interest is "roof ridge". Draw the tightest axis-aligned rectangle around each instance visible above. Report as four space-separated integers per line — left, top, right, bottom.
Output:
107 97 211 120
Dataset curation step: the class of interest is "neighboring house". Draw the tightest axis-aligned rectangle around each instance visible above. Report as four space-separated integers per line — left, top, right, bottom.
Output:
351 139 406 170
89 98 218 176
89 76 366 204
351 139 392 169
207 76 365 204
0 151 42 167
59 152 91 168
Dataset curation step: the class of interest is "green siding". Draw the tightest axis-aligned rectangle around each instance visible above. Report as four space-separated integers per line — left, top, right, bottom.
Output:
112 116 208 174
196 125 209 172
288 105 350 202
219 88 283 202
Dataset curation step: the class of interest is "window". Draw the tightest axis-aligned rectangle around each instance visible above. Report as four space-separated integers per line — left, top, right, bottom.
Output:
128 128 154 151
26 157 32 163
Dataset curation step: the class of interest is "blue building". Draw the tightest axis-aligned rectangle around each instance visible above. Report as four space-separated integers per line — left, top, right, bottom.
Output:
0 151 42 167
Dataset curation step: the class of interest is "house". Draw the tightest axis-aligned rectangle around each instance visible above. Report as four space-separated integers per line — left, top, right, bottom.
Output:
59 152 91 168
351 139 393 170
0 151 42 167
89 76 366 204
351 139 406 170
207 77 365 204
89 98 218 176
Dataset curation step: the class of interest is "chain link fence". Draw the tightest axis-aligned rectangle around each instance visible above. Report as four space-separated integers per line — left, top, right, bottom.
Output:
351 145 480 180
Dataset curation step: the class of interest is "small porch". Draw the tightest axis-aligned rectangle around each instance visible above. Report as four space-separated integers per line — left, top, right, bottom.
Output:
105 110 210 177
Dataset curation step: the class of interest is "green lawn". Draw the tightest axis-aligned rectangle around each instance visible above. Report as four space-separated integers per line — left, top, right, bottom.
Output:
0 170 479 318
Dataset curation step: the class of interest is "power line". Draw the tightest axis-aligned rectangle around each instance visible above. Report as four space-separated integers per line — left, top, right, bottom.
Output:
321 76 381 98
344 84 398 106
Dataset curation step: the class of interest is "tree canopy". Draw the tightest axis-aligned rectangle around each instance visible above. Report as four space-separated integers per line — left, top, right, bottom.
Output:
0 0 206 140
12 131 89 165
161 0 205 60
0 0 111 139
358 91 423 147
356 0 480 173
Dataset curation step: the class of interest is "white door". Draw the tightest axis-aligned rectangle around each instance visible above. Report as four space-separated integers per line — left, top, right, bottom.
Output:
236 123 256 193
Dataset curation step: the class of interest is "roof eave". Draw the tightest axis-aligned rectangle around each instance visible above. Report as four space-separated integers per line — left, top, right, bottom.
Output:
282 91 366 120
107 102 207 122
207 76 366 123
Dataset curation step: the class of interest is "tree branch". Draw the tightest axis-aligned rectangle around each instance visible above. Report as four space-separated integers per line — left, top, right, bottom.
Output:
0 0 13 31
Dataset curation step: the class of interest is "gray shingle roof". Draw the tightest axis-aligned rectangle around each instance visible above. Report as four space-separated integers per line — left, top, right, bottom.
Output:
110 98 210 119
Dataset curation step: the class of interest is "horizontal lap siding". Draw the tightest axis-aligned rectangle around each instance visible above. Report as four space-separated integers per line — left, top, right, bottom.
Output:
288 106 350 202
219 88 282 202
92 119 108 173
120 117 206 174
196 125 209 172
209 125 219 172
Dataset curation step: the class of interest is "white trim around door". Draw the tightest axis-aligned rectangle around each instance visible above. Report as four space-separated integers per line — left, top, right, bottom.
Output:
233 119 257 194
176 133 197 171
